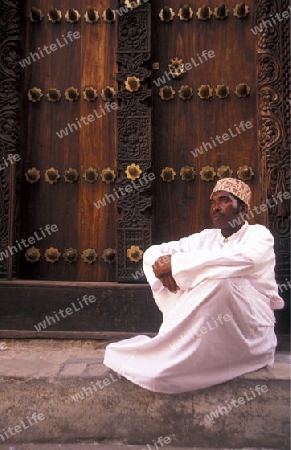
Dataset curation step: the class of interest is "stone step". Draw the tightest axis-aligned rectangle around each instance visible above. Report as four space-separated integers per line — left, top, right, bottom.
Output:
0 445 282 450
0 340 289 450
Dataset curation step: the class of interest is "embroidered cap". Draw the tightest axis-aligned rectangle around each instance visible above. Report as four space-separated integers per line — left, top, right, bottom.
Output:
210 178 251 208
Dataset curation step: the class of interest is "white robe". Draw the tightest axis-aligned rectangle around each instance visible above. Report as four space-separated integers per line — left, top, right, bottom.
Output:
104 222 284 394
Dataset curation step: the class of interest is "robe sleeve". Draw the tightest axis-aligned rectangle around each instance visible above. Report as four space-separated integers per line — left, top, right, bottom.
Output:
142 234 204 313
143 232 204 291
142 244 179 314
171 225 276 290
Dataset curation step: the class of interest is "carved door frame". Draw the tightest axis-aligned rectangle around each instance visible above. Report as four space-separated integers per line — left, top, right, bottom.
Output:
256 0 290 333
0 0 289 336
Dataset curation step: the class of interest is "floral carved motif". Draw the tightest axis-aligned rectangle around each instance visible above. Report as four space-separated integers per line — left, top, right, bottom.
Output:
118 117 150 160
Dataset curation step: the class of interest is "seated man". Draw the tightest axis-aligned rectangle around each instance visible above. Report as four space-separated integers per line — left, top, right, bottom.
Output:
104 178 284 394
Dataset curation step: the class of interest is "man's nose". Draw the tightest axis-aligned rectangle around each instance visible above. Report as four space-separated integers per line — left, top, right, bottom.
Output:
211 201 221 212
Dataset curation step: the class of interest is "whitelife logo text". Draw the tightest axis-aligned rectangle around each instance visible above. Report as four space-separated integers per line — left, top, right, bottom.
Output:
94 172 155 210
153 50 215 88
34 295 96 331
56 102 118 139
191 121 253 158
0 224 58 261
18 31 80 68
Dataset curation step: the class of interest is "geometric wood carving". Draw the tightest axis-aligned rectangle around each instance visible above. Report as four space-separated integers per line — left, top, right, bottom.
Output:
0 0 21 279
116 2 152 282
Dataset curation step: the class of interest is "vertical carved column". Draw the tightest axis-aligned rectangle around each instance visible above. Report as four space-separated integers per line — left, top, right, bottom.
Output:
256 0 290 326
116 2 152 282
0 1 21 279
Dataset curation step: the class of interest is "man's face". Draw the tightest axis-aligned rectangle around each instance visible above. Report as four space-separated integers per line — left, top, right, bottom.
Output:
209 190 242 232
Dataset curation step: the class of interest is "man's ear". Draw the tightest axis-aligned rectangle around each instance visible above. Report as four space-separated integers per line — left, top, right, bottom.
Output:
239 203 248 215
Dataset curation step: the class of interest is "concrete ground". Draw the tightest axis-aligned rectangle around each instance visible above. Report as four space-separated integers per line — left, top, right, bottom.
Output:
0 338 289 382
0 339 289 449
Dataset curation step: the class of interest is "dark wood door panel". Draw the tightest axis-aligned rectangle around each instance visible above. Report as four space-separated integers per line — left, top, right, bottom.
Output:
19 0 118 281
0 281 161 335
152 0 259 243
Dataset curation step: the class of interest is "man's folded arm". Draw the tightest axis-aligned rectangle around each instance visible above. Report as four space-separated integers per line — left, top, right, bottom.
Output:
142 235 195 292
171 227 275 290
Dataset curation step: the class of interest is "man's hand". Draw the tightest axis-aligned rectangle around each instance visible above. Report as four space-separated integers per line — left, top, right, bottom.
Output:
152 255 180 293
160 273 180 293
152 255 172 278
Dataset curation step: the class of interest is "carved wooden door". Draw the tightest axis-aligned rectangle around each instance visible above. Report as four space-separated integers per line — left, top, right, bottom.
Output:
116 0 290 334
0 0 289 336
0 0 160 337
